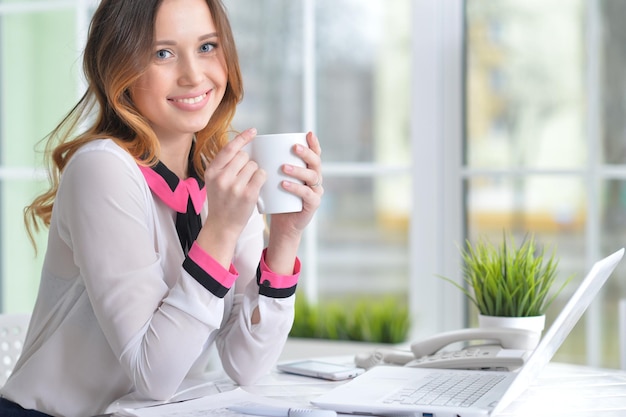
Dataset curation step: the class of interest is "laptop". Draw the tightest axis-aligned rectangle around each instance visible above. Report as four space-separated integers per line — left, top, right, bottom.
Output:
312 248 624 417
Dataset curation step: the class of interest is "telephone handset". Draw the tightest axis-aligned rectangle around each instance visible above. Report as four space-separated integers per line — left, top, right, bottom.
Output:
354 327 539 372
410 327 540 356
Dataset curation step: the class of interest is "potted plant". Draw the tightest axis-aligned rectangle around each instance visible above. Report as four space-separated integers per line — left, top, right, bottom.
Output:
440 232 571 335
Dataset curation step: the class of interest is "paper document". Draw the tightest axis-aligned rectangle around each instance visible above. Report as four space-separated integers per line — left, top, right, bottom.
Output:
112 387 312 417
105 373 237 414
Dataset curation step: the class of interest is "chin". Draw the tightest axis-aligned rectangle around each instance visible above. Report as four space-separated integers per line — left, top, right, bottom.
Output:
185 118 212 134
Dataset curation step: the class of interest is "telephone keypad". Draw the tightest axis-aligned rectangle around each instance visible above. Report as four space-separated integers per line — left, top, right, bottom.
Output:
404 344 527 371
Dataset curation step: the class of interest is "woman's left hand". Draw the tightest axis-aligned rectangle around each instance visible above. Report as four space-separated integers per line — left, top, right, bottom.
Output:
268 131 323 239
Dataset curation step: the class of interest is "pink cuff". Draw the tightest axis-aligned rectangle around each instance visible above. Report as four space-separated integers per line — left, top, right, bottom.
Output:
187 242 238 289
258 248 300 289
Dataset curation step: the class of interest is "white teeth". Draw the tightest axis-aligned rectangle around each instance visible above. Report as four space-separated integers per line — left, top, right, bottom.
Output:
174 93 206 104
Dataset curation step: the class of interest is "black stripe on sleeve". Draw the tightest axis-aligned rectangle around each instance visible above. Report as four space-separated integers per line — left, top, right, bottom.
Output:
255 264 297 298
183 257 230 298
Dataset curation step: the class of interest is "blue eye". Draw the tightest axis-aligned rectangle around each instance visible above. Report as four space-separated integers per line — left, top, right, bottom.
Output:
200 42 216 53
155 49 172 60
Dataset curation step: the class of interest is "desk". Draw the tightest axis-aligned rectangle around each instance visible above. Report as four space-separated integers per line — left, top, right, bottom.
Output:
268 339 626 417
495 362 626 416
244 362 626 416
109 339 626 416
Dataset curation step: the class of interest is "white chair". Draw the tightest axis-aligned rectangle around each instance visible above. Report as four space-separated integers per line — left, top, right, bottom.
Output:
0 313 30 386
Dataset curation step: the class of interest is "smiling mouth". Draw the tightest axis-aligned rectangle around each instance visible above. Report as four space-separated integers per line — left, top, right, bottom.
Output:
171 92 207 104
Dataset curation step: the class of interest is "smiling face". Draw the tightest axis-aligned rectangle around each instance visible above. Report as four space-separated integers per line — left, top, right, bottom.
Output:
130 0 227 144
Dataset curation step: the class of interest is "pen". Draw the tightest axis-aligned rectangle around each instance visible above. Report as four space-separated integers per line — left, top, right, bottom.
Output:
228 404 337 417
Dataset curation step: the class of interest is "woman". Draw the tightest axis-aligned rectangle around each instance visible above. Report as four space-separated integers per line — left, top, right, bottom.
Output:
0 0 323 416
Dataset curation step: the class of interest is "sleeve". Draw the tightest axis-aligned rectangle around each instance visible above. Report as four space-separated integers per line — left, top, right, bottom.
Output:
215 226 300 385
56 145 226 400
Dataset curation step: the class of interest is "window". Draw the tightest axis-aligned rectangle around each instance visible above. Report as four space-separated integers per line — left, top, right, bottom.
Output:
409 0 623 368
229 0 412 308
2 0 623 369
0 0 94 311
463 0 624 367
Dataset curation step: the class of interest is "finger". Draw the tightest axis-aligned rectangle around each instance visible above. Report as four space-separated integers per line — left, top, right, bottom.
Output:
211 128 257 169
308 173 322 188
233 127 257 149
282 179 324 204
237 158 261 184
233 162 265 202
217 150 259 190
282 163 321 190
248 166 267 191
306 131 322 156
294 142 321 171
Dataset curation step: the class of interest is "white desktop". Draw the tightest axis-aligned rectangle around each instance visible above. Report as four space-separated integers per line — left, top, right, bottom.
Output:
105 338 626 417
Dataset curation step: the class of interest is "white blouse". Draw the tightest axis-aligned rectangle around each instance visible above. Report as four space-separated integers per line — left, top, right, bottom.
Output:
0 139 297 417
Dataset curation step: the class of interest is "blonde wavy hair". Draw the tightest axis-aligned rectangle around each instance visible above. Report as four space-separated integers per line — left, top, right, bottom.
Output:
25 0 243 245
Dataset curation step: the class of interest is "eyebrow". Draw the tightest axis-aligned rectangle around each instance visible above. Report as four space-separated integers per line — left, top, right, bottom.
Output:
155 32 219 47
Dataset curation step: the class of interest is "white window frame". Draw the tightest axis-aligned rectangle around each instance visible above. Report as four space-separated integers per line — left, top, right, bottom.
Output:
409 0 466 340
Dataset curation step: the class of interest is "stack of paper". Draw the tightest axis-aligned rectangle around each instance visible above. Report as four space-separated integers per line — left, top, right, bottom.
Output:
112 388 305 417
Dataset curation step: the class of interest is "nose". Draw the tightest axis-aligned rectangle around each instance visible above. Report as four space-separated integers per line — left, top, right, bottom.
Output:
178 54 204 86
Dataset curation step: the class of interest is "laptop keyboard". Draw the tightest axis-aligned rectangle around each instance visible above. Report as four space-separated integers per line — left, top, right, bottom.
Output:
383 372 506 408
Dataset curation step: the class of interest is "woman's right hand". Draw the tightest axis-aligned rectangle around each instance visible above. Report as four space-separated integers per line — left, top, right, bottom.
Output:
196 128 266 268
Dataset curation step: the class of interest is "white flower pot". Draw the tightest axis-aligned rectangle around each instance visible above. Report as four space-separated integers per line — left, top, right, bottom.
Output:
478 314 546 333
478 314 545 350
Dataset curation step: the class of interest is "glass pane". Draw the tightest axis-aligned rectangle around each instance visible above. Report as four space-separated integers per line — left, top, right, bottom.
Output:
465 177 623 368
228 0 304 134
230 0 411 165
600 2 626 165
315 176 410 300
2 180 47 312
599 179 626 368
317 0 410 165
1 10 78 312
465 176 589 363
228 0 411 315
2 10 78 166
466 176 586 233
292 174 410 343
465 0 585 169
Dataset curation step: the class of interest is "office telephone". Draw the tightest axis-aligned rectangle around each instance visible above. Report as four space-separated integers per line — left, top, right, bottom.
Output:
354 327 539 372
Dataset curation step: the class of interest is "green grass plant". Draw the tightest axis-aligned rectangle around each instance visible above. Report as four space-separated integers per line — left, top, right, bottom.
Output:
440 232 571 317
289 295 410 344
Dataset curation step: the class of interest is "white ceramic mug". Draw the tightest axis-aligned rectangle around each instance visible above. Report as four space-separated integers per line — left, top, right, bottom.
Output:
246 132 308 214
